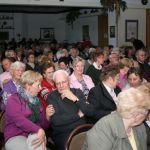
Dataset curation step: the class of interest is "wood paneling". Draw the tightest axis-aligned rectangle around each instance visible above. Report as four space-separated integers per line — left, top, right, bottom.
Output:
98 15 108 48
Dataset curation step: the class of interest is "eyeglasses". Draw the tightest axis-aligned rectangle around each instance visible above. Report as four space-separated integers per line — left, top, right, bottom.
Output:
56 80 68 86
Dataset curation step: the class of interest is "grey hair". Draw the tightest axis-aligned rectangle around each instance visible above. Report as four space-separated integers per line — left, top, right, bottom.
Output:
10 61 25 72
72 56 85 67
53 69 69 82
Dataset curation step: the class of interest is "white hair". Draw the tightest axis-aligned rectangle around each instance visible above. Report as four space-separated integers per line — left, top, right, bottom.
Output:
10 61 25 72
53 69 69 82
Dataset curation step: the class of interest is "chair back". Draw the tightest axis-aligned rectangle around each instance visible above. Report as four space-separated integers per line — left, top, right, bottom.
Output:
65 124 93 150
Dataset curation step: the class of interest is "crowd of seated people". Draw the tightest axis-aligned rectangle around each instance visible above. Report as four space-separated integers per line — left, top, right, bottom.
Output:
0 38 149 150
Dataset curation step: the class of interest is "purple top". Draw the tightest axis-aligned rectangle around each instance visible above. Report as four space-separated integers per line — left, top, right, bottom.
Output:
4 94 49 142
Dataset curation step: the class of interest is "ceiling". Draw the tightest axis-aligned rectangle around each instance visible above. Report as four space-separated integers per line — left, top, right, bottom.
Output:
0 5 91 14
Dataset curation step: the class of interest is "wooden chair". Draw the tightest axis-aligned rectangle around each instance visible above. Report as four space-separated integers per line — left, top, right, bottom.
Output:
65 124 93 150
0 111 5 150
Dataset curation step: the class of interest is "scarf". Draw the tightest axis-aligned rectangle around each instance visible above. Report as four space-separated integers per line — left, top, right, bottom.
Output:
18 86 40 123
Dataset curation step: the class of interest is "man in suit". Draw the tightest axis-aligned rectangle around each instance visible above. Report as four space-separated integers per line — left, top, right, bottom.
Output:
87 65 121 123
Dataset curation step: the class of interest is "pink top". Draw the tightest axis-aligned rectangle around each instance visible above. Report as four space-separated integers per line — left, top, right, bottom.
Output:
117 73 127 89
0 71 12 88
69 72 94 91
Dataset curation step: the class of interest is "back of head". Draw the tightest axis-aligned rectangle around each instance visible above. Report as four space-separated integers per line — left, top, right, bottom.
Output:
117 88 150 118
100 65 119 81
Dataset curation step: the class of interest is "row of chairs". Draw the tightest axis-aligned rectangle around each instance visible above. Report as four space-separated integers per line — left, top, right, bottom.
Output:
0 111 92 150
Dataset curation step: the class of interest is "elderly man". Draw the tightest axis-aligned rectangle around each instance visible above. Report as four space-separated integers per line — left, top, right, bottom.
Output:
135 48 150 81
47 70 92 150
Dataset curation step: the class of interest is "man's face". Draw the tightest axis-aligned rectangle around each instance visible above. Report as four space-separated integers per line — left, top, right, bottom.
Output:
55 73 70 94
109 74 119 89
138 51 147 63
2 59 12 71
110 53 119 64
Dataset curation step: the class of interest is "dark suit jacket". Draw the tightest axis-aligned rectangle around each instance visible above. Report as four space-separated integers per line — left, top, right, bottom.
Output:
87 82 121 123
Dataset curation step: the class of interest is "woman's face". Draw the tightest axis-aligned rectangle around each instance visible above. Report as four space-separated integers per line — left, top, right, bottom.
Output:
28 54 35 63
44 67 55 82
128 73 141 88
132 111 148 126
12 67 25 81
120 66 129 75
27 80 41 96
96 55 105 65
73 61 84 75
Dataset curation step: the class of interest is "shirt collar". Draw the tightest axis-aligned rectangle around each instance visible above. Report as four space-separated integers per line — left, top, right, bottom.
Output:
102 81 112 93
93 62 102 70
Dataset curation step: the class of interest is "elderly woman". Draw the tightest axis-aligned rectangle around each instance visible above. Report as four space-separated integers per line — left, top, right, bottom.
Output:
4 70 55 150
1 61 25 110
39 62 57 109
137 83 150 149
69 57 94 98
83 88 150 150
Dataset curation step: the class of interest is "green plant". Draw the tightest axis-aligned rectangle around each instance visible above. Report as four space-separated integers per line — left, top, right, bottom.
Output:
100 0 127 22
66 9 81 28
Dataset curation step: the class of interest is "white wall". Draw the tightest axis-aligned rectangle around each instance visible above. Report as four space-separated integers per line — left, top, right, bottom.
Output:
26 13 66 42
117 8 146 47
108 11 117 47
66 15 98 46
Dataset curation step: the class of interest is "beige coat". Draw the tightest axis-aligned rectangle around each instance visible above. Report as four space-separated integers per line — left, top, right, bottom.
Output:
83 112 147 150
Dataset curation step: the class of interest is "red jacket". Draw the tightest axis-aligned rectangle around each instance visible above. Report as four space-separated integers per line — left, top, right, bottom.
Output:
39 79 56 109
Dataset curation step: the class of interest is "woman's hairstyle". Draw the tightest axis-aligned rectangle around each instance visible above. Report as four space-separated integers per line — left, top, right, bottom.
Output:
26 52 35 60
20 70 43 87
117 88 150 118
127 67 143 80
100 65 119 81
41 62 55 75
93 51 104 62
9 61 25 73
58 57 69 65
120 58 133 68
72 57 85 68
